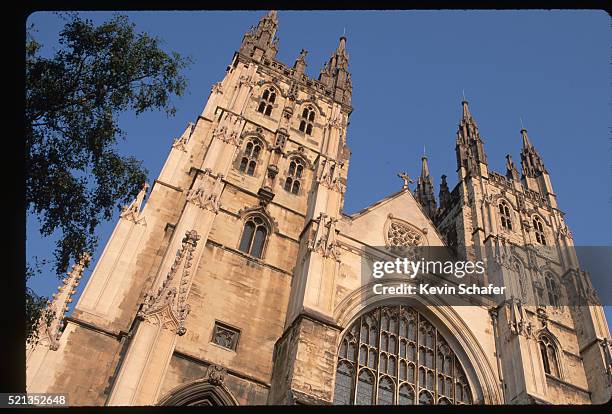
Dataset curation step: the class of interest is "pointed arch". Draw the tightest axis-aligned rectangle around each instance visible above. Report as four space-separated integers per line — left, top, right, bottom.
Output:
531 214 547 245
536 328 563 379
333 291 503 404
157 379 238 406
332 304 479 405
236 136 266 176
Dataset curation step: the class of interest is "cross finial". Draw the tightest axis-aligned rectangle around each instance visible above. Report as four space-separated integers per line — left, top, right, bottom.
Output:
397 172 414 190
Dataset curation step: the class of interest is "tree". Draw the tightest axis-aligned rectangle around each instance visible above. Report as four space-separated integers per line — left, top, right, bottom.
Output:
25 13 191 341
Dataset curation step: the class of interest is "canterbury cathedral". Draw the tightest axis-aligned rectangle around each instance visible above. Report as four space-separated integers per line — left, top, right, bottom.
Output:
27 11 612 405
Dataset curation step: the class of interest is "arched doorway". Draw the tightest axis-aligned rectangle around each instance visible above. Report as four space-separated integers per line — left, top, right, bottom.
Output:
157 378 238 406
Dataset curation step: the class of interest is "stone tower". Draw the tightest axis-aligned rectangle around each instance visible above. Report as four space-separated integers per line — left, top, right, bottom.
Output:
26 12 611 406
435 99 612 404
27 10 352 405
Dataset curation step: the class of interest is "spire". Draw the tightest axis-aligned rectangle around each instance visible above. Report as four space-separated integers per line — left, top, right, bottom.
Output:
519 128 547 178
40 253 90 350
239 10 279 61
455 98 488 178
438 174 452 211
505 154 520 181
318 36 352 106
293 48 308 79
420 153 430 178
414 155 437 219
521 127 531 148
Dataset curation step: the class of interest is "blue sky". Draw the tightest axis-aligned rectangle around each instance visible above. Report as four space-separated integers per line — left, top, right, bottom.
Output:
26 11 611 324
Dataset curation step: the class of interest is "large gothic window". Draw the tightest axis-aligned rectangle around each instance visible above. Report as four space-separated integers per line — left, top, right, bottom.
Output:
333 305 473 405
538 334 560 378
238 215 268 258
284 157 305 195
257 87 276 116
238 138 263 176
533 216 546 245
498 201 512 230
299 105 315 135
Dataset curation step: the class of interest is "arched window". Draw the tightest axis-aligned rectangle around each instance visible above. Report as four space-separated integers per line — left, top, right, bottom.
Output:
538 334 560 378
498 200 512 230
238 138 263 176
333 305 473 405
283 157 305 195
545 273 560 307
257 87 276 116
238 215 268 258
298 105 315 135
533 216 546 245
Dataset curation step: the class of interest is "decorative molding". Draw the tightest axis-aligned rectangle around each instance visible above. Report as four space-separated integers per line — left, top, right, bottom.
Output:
120 182 149 224
316 157 345 193
38 253 91 351
307 213 341 261
507 297 533 338
384 218 424 248
172 122 195 152
285 147 313 169
237 204 279 233
211 81 223 95
139 230 200 336
185 168 223 213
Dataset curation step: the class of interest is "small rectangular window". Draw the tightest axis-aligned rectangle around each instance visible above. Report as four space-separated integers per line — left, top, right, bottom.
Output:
211 321 240 351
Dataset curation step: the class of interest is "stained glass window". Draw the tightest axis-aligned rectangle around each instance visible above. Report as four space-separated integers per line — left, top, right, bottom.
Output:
333 305 473 405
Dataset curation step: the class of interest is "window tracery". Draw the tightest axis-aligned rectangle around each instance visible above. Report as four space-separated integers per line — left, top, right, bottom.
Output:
533 216 546 245
386 221 423 248
538 334 560 378
238 215 268 258
257 87 276 116
499 200 512 230
238 138 263 176
333 305 473 405
284 157 305 195
299 105 315 135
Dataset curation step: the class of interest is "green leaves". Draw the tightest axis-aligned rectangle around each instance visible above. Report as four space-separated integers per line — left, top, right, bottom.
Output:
26 13 191 340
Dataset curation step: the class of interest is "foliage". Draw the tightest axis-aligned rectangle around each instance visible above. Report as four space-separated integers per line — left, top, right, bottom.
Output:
25 13 191 341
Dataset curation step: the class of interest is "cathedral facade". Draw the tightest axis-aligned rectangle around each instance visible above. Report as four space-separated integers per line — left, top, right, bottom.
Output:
26 11 612 405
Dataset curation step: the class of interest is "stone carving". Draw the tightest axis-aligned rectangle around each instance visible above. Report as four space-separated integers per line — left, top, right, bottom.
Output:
536 306 549 328
288 81 299 100
508 297 532 338
600 339 612 386
120 182 149 224
238 74 255 89
386 221 423 248
316 157 345 193
38 253 90 351
213 112 244 147
557 224 573 241
308 213 341 261
139 230 200 336
206 364 227 386
186 168 224 213
397 172 414 190
211 81 223 95
172 122 195 152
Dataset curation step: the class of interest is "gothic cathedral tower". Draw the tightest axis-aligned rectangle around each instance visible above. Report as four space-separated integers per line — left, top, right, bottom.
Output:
27 11 353 405
27 12 611 406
